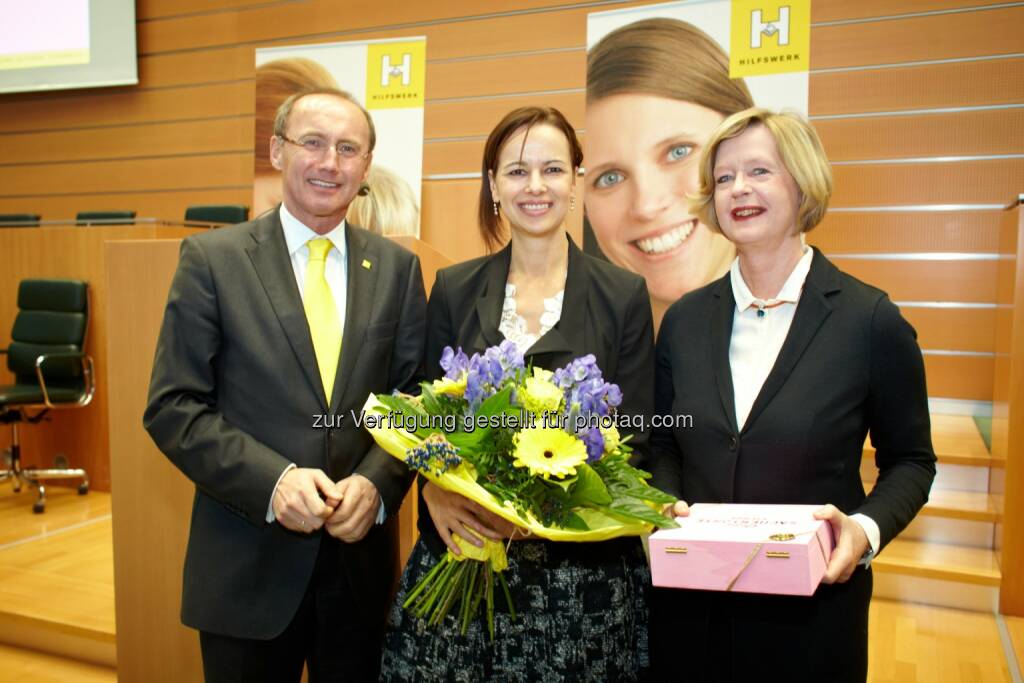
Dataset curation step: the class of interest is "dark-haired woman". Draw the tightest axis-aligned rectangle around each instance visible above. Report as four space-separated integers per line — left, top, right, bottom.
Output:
380 106 655 681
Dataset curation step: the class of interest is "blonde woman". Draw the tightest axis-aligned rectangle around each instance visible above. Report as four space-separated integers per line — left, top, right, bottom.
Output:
649 109 936 681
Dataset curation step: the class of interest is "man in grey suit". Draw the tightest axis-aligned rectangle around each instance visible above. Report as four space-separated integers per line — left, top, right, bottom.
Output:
144 88 425 681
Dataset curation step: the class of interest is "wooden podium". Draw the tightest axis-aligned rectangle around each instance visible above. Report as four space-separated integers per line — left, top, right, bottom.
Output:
106 235 450 682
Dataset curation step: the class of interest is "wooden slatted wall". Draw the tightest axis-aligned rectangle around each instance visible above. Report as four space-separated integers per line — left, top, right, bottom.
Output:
1 0 1022 406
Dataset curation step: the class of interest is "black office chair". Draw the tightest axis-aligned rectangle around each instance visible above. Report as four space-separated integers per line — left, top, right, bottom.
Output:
184 204 249 225
76 210 136 226
0 280 93 513
0 214 41 227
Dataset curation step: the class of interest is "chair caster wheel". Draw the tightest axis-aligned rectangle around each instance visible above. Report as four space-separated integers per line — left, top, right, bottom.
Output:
78 483 89 495
32 501 44 514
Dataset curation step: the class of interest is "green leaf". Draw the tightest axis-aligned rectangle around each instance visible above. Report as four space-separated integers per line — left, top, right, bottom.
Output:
567 464 612 507
377 393 427 419
420 384 444 417
604 501 679 529
476 386 514 419
562 512 591 531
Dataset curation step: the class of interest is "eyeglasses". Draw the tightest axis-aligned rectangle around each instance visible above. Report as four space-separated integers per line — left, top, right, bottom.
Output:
278 134 368 160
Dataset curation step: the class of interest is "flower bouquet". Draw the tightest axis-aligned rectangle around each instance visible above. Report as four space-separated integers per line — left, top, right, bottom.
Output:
362 340 677 638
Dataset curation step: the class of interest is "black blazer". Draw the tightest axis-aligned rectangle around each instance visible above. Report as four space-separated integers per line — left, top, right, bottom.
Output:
416 236 656 550
651 248 935 539
649 248 936 681
144 209 425 639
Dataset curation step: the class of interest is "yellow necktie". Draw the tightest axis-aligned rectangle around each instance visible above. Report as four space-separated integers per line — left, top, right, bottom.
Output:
303 238 342 402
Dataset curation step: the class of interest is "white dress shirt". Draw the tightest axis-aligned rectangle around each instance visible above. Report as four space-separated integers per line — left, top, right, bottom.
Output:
728 247 880 563
267 206 384 525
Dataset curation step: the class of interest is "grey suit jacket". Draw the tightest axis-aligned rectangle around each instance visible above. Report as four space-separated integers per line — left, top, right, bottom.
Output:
144 209 425 639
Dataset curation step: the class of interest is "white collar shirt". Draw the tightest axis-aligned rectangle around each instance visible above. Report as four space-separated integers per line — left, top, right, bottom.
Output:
728 246 813 432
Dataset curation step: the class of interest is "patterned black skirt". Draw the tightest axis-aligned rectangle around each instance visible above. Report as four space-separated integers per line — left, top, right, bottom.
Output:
380 536 651 682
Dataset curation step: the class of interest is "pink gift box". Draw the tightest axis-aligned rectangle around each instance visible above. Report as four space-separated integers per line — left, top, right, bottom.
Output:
649 504 835 596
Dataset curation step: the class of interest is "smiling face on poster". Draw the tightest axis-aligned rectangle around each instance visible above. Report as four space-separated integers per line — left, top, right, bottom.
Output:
584 0 809 323
253 38 426 236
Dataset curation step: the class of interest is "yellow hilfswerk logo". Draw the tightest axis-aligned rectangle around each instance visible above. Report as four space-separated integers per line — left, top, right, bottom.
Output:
730 0 811 77
365 41 426 110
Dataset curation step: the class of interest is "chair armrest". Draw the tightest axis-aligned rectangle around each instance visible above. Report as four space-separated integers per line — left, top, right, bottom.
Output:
34 351 96 410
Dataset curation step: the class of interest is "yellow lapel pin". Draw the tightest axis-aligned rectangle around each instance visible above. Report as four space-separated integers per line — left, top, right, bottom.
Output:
361 259 372 270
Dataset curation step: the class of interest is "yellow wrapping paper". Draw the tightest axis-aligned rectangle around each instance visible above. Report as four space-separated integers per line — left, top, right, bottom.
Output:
362 394 654 542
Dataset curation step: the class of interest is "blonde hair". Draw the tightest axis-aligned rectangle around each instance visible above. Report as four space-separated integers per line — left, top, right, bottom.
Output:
587 18 753 115
347 166 419 236
693 108 833 234
255 58 338 174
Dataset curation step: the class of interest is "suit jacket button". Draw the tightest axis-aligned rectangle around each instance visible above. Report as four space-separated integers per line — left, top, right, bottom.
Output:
729 436 738 451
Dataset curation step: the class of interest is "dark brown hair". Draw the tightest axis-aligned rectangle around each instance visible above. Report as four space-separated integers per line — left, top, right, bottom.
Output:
588 18 753 116
478 106 583 252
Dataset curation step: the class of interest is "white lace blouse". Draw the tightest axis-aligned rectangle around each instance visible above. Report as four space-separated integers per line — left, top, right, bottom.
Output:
498 283 564 351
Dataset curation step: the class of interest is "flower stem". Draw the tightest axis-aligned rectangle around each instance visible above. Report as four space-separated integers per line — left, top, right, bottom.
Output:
403 553 449 610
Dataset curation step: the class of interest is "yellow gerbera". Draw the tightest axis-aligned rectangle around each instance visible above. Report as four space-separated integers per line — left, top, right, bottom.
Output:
431 375 467 397
520 372 563 415
512 426 587 479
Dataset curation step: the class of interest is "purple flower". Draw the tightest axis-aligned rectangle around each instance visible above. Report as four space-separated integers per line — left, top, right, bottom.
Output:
581 427 605 463
553 355 623 440
455 342 527 414
440 346 470 380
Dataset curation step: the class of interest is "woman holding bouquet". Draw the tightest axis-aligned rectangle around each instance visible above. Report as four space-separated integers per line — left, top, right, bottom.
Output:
649 108 936 681
380 106 656 681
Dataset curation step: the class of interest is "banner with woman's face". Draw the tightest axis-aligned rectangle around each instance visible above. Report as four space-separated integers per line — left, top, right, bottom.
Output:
253 38 426 237
584 1 809 321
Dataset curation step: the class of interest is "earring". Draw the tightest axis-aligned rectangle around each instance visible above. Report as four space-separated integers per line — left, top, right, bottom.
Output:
493 202 499 216
569 195 576 211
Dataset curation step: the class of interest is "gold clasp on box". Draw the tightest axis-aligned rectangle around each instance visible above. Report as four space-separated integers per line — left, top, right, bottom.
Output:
664 547 688 554
765 551 790 559
769 533 795 542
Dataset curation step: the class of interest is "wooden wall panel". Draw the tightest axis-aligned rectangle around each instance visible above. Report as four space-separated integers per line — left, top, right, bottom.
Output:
902 307 997 354
426 92 584 140
139 46 252 88
0 82 254 132
137 0 283 20
924 354 993 401
0 188 251 222
136 0 627 55
831 159 1024 207
0 154 252 197
809 57 1024 115
0 118 252 165
427 50 585 101
810 212 1002 254
810 0 1011 22
810 6 1024 70
831 258 997 304
816 109 1024 161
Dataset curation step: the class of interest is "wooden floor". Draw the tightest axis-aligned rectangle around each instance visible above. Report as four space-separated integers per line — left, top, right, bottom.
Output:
0 488 1018 681
0 644 114 683
1007 616 1024 674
